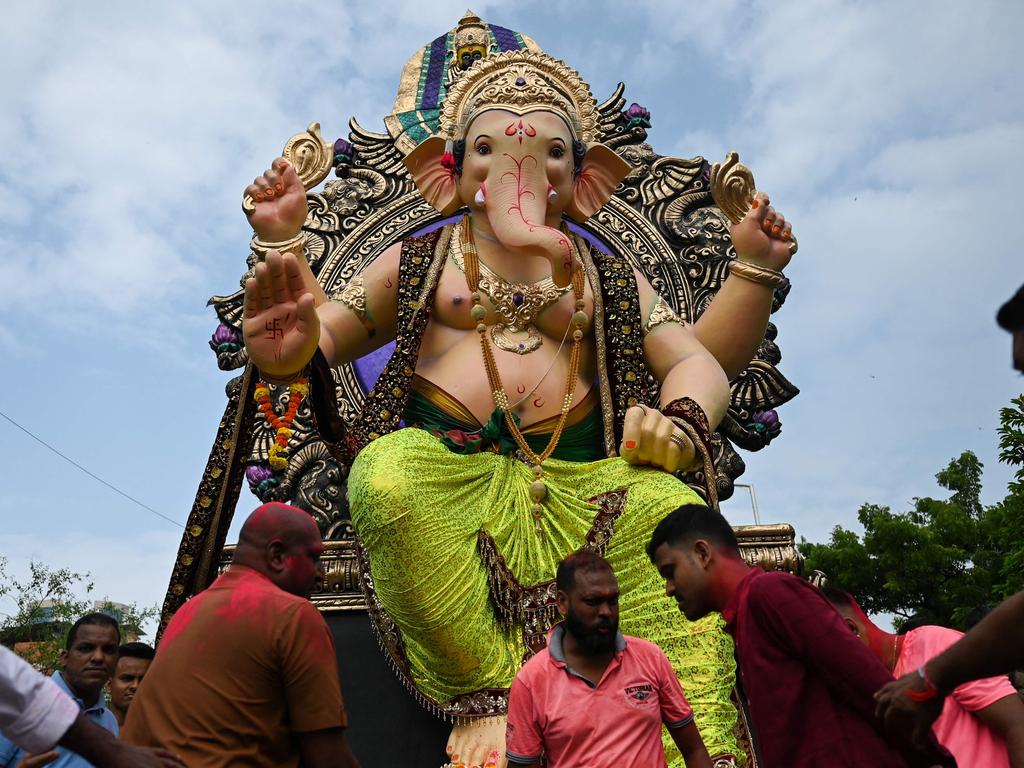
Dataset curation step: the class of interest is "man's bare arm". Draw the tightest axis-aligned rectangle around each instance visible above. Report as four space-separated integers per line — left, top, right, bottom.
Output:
668 721 713 768
58 714 183 768
928 592 1024 692
875 591 1024 747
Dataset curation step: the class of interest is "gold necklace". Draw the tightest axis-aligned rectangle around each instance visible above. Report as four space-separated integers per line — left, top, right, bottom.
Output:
450 220 570 355
461 214 588 532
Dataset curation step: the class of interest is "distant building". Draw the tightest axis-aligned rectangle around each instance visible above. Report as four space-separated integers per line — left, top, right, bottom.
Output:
3 599 142 666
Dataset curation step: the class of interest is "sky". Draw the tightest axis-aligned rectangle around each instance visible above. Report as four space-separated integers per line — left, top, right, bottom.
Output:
0 0 1021 636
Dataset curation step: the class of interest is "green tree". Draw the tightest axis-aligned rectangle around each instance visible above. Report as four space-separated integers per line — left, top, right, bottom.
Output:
801 397 1024 630
990 394 1024 596
998 395 1024 488
0 558 157 673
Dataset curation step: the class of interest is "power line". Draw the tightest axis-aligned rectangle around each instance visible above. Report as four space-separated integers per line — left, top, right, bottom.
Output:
0 409 184 529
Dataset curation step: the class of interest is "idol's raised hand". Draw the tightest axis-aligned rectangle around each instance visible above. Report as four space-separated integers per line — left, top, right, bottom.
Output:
729 191 796 273
244 158 308 242
242 250 320 379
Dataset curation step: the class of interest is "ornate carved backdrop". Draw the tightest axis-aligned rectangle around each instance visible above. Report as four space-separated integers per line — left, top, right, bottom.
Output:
160 48 799 633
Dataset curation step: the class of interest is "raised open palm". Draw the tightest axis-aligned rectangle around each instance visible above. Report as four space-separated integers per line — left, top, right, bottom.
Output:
243 250 320 378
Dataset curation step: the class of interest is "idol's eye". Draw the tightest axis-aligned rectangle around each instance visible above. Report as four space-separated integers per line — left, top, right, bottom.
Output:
476 144 491 156
549 146 565 159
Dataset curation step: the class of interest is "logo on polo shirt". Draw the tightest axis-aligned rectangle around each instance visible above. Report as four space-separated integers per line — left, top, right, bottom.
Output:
624 683 654 701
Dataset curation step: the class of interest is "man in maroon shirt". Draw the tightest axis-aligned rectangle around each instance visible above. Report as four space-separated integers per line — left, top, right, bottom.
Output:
646 504 954 768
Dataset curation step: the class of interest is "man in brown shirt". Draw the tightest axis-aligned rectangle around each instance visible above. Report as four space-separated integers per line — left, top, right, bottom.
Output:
123 503 359 768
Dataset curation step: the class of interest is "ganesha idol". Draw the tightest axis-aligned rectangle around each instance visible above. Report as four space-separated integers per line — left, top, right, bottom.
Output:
239 39 796 768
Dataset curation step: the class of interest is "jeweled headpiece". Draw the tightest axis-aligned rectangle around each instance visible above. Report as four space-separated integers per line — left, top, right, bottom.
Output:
440 50 598 145
453 11 488 68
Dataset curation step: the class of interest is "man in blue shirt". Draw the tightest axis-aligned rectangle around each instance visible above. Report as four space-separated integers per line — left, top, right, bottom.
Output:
0 613 121 767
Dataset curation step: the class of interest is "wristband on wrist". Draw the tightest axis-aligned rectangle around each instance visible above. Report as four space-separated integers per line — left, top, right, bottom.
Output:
903 665 942 702
728 259 784 288
661 397 719 510
251 232 307 260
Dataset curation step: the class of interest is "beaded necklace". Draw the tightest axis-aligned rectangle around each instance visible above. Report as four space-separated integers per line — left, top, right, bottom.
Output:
460 214 589 532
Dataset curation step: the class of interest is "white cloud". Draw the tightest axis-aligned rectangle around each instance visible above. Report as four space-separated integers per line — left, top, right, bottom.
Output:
0 0 1020 624
626 0 1023 548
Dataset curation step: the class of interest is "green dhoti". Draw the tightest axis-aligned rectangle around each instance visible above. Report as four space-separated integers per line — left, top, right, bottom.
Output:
349 426 740 762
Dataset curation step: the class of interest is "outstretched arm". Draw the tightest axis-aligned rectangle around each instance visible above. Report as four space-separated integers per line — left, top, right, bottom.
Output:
875 591 1024 748
60 714 184 767
926 591 1024 693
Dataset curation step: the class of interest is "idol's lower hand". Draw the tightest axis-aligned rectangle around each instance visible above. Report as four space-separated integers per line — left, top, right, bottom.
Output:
619 404 696 473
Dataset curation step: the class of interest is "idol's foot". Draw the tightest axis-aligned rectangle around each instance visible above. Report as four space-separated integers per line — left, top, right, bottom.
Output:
443 716 507 768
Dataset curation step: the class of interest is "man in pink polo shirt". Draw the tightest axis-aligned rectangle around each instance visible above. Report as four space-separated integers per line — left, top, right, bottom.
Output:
825 588 1024 767
505 550 712 768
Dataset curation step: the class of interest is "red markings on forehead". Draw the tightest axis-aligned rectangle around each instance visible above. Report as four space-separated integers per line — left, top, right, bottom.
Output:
505 120 537 145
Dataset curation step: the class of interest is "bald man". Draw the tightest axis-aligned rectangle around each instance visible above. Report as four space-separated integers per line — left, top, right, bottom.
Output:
123 503 359 768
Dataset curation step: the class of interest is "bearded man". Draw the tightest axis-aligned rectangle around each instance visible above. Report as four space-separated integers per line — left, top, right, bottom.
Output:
504 551 712 768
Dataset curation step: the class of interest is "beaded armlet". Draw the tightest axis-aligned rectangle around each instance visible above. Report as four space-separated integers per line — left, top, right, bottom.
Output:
662 397 719 510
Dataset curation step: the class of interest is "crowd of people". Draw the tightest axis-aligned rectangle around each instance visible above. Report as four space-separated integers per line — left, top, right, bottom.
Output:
2 498 1023 767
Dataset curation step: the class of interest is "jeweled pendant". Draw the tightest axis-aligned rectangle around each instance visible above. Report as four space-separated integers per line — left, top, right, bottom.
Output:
491 323 542 354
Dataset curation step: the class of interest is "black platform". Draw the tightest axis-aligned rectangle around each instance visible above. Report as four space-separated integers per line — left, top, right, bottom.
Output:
328 612 450 766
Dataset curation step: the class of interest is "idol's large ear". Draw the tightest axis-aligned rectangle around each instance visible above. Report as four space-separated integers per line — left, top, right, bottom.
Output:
566 143 632 222
403 136 462 215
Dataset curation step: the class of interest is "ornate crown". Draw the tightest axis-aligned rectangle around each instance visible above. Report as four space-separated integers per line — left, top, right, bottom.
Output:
440 50 598 144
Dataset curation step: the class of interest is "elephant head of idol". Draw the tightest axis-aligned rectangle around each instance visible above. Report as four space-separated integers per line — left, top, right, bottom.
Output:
403 50 632 287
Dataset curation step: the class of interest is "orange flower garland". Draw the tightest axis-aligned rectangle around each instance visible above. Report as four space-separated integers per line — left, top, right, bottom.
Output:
254 377 309 470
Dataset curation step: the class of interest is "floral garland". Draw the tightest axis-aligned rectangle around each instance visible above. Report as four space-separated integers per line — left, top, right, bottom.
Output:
254 377 309 470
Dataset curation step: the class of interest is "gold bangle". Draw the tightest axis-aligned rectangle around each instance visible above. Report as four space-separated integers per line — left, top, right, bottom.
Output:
251 232 306 260
728 259 784 288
